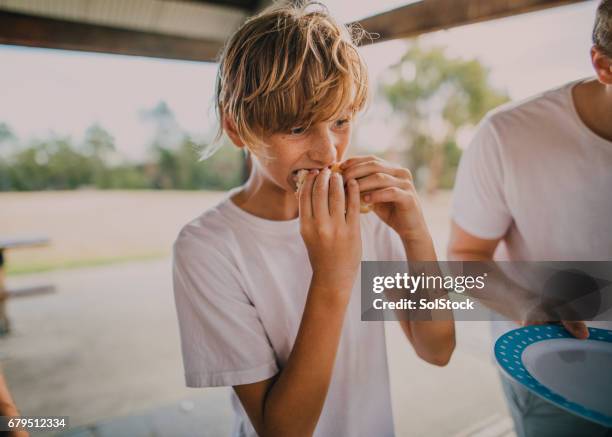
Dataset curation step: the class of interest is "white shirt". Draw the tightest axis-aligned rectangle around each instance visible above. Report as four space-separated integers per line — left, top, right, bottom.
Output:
452 79 612 337
173 187 405 437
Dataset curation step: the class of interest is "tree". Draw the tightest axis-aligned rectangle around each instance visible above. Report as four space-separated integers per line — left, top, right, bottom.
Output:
0 123 16 189
83 123 115 160
142 102 244 191
141 101 184 153
380 42 509 192
0 100 244 191
82 123 116 188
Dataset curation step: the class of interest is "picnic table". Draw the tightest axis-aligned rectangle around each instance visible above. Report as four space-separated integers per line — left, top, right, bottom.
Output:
0 236 56 336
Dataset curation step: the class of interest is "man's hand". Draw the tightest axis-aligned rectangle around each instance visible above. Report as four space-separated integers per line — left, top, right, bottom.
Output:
519 320 590 339
560 321 590 339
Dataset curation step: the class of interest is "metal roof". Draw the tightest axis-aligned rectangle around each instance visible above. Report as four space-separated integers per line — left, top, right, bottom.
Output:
0 0 248 40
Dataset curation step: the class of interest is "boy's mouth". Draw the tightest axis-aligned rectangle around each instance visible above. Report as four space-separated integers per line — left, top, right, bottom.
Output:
289 169 309 191
289 164 340 191
291 169 302 182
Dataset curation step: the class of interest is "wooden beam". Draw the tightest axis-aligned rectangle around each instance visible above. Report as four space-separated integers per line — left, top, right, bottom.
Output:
353 0 590 44
0 10 224 62
164 0 259 11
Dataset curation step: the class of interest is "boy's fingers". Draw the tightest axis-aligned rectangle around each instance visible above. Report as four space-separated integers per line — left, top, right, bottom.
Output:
339 155 378 171
561 321 589 339
342 161 399 183
329 171 345 218
346 179 360 224
313 168 331 219
363 186 404 204
356 173 410 193
299 170 317 219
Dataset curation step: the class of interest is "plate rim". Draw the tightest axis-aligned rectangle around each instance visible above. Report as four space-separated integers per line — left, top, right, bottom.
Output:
494 325 612 428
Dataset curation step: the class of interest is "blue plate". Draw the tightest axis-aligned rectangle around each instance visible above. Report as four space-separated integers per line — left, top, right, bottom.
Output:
495 325 612 427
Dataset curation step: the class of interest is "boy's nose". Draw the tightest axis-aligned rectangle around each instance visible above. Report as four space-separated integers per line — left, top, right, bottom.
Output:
307 132 337 167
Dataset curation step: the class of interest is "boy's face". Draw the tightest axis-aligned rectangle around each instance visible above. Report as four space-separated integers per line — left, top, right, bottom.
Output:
253 110 354 193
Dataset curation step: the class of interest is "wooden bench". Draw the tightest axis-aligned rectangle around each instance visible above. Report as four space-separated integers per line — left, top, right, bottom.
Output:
0 236 56 336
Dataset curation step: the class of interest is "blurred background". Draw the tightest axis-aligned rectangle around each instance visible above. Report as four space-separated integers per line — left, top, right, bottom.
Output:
0 0 600 435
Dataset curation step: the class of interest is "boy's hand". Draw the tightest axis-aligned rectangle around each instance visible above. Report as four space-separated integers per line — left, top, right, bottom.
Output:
298 168 362 300
340 156 429 243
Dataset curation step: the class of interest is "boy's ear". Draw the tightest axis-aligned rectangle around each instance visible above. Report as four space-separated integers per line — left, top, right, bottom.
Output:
222 116 246 148
591 46 612 85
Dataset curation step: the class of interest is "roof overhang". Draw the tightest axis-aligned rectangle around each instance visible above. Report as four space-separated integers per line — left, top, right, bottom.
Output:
0 0 590 62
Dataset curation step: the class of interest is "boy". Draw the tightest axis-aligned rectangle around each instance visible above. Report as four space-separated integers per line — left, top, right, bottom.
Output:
448 1 612 436
173 3 455 436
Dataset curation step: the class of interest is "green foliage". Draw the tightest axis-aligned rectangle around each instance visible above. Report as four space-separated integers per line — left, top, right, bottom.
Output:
148 138 243 190
4 137 93 190
0 102 244 192
380 42 508 191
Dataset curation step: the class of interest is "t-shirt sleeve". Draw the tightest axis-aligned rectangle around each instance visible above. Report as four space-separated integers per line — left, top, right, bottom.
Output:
452 117 512 240
172 228 279 388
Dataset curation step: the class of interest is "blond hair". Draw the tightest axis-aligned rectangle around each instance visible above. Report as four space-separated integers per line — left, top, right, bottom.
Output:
213 1 369 157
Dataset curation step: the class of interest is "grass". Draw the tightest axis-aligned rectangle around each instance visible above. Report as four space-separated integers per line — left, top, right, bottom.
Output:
6 251 169 275
2 189 452 277
1 190 229 278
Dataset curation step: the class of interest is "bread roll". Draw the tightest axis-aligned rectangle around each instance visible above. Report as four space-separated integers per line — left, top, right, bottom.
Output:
294 165 372 213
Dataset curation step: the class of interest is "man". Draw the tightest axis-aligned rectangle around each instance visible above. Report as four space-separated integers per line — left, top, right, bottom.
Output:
448 1 612 436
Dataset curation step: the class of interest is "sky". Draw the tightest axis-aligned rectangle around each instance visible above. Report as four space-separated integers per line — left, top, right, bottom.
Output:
0 0 600 161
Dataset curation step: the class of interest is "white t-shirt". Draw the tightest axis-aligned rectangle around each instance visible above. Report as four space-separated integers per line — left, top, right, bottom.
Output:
452 79 612 338
172 187 405 437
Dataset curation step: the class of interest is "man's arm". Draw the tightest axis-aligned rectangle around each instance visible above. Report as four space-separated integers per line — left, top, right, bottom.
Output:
446 221 523 317
398 234 456 367
234 280 349 437
447 220 500 262
448 221 588 338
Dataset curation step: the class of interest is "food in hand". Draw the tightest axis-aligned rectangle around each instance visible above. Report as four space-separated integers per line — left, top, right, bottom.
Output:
294 165 372 213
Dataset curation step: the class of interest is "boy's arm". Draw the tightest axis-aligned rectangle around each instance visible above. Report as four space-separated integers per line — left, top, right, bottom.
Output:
397 234 456 366
234 280 350 437
338 155 455 366
235 169 362 437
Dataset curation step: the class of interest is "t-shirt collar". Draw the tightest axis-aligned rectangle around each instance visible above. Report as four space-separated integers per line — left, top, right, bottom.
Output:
218 186 300 235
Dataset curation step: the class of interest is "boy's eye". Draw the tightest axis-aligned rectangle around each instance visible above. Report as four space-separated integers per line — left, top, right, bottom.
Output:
334 118 350 128
290 126 306 135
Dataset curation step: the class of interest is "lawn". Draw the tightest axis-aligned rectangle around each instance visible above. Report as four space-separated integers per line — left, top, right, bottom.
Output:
1 190 227 275
1 189 453 275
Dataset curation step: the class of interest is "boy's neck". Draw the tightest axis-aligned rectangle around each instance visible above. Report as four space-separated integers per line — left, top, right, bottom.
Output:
573 78 612 142
231 169 300 221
